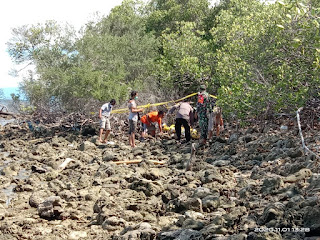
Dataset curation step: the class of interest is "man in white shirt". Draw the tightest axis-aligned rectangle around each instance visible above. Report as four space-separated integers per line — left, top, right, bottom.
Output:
99 99 116 143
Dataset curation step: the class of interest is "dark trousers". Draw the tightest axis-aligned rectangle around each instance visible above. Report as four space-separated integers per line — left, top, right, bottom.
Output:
175 118 191 142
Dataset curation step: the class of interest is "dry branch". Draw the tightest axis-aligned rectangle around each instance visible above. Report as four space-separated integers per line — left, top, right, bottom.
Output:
113 160 165 165
0 111 17 117
296 107 320 160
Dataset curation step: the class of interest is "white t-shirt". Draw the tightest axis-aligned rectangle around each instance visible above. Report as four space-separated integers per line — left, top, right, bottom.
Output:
128 100 138 121
101 102 113 117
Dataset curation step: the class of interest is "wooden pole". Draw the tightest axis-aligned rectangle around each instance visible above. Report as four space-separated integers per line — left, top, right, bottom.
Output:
296 107 319 160
113 160 165 165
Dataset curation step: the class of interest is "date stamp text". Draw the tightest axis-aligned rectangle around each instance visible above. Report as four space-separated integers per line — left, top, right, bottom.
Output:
254 227 310 233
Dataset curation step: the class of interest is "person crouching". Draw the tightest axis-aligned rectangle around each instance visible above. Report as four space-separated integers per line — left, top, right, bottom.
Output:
140 110 165 140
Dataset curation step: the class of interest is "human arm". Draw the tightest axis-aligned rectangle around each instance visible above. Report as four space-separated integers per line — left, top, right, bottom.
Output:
146 113 154 125
189 111 194 127
194 111 198 121
158 118 162 132
99 108 102 118
168 103 179 114
129 100 143 113
131 108 143 113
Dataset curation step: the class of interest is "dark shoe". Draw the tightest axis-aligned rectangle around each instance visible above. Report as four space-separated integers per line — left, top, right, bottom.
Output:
140 137 145 142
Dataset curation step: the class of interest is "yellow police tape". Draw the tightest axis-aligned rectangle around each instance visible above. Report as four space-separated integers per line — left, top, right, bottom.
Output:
111 92 217 114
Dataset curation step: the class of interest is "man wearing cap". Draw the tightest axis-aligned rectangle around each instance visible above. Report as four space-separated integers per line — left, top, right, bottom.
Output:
196 84 215 145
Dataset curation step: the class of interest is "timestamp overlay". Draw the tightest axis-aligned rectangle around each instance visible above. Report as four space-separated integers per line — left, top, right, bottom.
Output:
254 227 310 233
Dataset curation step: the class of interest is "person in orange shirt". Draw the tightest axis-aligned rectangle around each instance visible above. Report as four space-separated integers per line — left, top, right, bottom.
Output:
140 110 165 139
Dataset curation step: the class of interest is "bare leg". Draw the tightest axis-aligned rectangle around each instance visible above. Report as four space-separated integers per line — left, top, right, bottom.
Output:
216 126 220 136
141 130 146 138
130 133 136 148
216 113 223 136
150 130 156 137
103 130 111 142
208 130 213 140
199 137 207 146
99 128 104 142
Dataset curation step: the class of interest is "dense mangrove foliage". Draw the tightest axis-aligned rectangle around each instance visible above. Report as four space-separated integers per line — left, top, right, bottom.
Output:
6 0 320 118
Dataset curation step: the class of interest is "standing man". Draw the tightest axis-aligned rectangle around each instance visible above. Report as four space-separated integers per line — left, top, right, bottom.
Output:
140 110 165 139
99 99 116 143
128 91 143 148
169 102 194 143
197 84 214 146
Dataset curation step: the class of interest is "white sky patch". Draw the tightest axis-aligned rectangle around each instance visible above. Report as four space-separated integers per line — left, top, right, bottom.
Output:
0 0 123 88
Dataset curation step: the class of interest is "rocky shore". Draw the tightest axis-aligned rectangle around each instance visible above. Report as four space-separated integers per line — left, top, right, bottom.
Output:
1 119 320 240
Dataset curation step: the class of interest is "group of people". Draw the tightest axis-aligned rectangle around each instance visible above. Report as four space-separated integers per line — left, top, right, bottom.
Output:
98 84 224 148
168 84 223 146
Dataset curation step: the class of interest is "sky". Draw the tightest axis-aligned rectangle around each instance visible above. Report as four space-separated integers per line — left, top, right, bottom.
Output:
0 0 124 89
